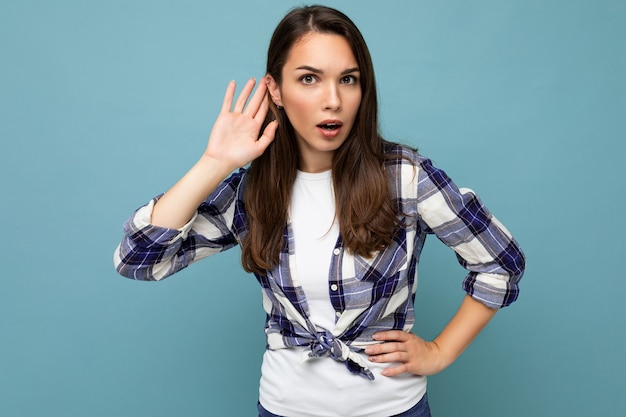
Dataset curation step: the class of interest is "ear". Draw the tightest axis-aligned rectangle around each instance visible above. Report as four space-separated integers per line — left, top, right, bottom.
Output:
265 75 283 107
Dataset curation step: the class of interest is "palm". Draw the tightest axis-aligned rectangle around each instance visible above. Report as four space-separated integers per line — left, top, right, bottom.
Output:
205 78 278 170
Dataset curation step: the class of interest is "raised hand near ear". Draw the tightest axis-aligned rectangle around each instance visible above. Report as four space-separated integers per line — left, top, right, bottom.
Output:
150 76 278 229
205 77 278 172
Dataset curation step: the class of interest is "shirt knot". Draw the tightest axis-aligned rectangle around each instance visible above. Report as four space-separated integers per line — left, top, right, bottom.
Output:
305 331 375 380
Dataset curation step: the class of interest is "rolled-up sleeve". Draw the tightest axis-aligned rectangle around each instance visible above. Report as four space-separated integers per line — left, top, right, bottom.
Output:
113 170 246 281
416 157 525 308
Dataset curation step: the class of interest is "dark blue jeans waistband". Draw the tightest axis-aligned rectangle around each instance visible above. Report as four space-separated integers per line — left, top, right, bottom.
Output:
258 392 431 417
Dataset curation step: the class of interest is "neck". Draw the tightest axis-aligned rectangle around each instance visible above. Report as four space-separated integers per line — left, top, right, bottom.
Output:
298 151 334 173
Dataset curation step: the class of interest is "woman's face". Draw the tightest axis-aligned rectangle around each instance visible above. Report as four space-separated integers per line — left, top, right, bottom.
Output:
268 32 362 173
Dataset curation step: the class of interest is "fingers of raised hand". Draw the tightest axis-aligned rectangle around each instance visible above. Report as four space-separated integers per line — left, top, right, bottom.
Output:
220 80 237 113
206 78 276 169
254 120 278 152
245 77 271 119
231 77 257 113
261 119 279 141
221 77 271 120
252 93 270 124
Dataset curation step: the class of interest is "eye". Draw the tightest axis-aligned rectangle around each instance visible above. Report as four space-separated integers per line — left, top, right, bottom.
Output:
340 75 358 85
299 74 317 85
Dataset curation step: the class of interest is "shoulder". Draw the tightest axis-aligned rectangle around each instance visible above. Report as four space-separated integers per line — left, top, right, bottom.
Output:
383 142 448 178
383 142 454 198
382 141 433 166
383 141 435 175
382 142 421 199
383 141 417 160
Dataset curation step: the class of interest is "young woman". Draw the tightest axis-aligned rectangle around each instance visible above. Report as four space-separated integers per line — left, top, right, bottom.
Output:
114 5 525 417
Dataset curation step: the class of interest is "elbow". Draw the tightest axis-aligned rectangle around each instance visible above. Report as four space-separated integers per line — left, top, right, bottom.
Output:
113 261 158 281
505 240 526 284
514 247 526 282
112 244 154 281
502 248 526 307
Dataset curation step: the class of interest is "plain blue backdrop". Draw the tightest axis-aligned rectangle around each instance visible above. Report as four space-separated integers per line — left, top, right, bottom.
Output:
1 0 624 416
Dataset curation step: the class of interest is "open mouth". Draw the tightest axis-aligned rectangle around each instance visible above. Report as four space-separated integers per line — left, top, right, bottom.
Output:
317 123 342 131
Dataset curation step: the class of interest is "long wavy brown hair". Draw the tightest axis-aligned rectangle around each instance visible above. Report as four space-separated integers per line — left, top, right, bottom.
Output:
242 5 400 275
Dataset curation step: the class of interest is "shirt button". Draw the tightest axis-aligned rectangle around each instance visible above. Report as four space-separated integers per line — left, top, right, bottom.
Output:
330 284 338 291
335 311 342 318
333 248 340 255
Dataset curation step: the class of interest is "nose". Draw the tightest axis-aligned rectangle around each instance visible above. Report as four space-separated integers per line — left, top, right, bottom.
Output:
323 83 341 111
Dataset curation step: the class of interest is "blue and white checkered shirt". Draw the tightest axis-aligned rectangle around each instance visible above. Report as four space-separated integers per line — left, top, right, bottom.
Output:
114 144 525 380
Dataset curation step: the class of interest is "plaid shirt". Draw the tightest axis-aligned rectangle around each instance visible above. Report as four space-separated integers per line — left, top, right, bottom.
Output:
114 144 525 380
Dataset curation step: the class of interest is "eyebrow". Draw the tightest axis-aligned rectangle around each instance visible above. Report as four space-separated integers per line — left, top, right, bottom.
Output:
295 65 360 75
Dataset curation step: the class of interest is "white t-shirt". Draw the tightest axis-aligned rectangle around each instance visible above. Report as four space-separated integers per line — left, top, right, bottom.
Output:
259 170 425 417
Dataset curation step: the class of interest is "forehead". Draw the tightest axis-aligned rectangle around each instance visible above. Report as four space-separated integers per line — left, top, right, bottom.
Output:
283 32 358 70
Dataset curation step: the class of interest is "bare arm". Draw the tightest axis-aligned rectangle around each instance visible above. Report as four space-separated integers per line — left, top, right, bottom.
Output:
151 77 278 229
365 294 497 376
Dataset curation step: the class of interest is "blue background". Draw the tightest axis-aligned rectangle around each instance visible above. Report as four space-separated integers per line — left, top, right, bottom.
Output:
1 0 624 416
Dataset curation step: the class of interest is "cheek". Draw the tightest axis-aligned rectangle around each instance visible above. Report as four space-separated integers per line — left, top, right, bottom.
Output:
284 95 315 122
347 94 362 120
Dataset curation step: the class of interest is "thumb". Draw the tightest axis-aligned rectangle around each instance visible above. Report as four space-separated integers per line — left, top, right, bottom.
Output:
256 120 278 150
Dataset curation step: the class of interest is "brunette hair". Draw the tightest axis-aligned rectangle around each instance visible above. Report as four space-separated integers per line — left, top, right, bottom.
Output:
242 5 400 274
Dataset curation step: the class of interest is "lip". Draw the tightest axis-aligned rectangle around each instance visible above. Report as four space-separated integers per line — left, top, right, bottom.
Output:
317 119 343 127
316 119 344 139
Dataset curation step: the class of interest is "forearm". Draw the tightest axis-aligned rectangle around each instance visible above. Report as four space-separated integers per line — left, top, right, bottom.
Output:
432 294 498 371
151 154 235 229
